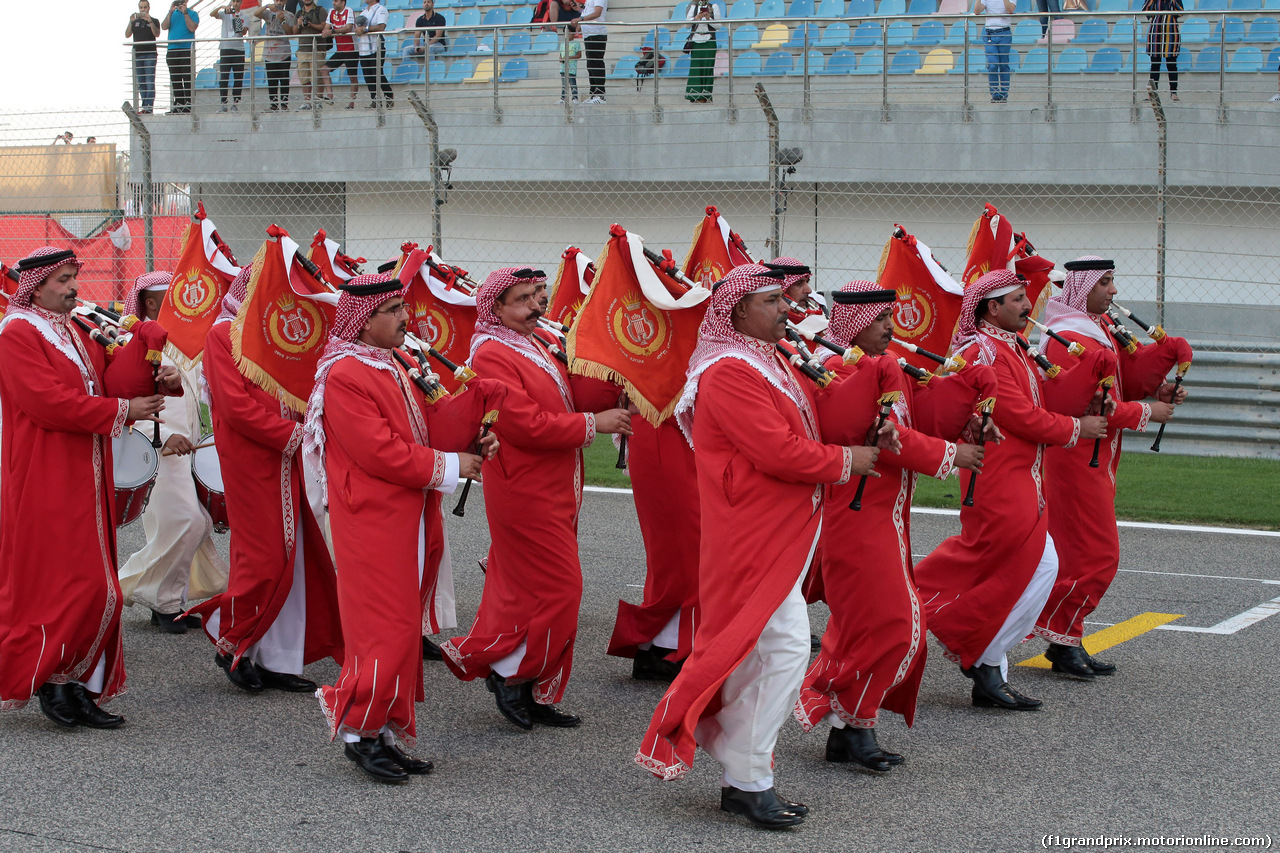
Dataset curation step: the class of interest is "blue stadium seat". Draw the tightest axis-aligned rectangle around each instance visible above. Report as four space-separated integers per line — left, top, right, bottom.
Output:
1227 44 1264 68
392 60 421 84
195 68 217 89
481 8 507 25
1244 16 1280 39
818 21 852 44
1231 0 1264 7
424 59 447 81
911 19 945 42
878 0 907 14
1193 45 1223 69
1073 19 1109 41
1096 0 1128 10
635 27 673 52
787 49 826 73
734 24 761 47
948 46 985 72
760 50 795 73
1266 0 1280 9
387 12 406 32
1267 44 1280 68
439 9 455 25
501 32 531 54
455 8 481 27
759 0 786 15
510 6 534 24
1197 0 1228 8
852 47 886 71
941 20 977 44
823 48 860 71
907 0 936 13
608 57 639 77
1017 45 1048 71
443 59 473 82
444 33 476 56
525 31 558 53
660 54 692 76
784 21 820 45
729 0 756 17
849 19 884 42
886 20 914 43
818 0 847 15
846 0 875 14
1119 49 1150 71
1012 19 1040 43
1212 16 1247 41
1086 45 1123 70
1015 0 1034 12
888 47 921 71
734 51 764 73
1180 16 1211 40
671 1 690 19
1053 45 1089 70
1106 18 1136 43
477 0 504 7
787 0 816 15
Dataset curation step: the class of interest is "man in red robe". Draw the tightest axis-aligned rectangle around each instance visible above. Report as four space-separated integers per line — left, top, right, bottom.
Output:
1033 257 1180 677
606 415 700 682
635 264 878 830
0 247 172 729
796 281 985 771
913 270 1107 711
189 265 342 694
305 273 499 782
441 267 631 730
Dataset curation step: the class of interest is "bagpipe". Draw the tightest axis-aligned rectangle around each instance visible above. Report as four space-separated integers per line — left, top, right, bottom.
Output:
1105 303 1192 452
812 355 903 510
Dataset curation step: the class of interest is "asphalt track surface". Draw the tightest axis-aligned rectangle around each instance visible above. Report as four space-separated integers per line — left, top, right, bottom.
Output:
2 489 1277 853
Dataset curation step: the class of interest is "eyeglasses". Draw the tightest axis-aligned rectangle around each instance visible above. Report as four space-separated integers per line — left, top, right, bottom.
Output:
375 303 409 316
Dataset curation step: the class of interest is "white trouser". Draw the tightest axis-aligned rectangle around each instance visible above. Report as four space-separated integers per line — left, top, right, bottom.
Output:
978 532 1060 681
698 524 820 791
639 611 682 651
249 522 308 676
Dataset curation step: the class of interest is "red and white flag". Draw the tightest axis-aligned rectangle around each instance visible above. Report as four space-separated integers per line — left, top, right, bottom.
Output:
682 205 755 286
878 225 964 369
158 202 240 365
961 203 1015 288
393 244 478 394
307 229 364 284
545 246 595 329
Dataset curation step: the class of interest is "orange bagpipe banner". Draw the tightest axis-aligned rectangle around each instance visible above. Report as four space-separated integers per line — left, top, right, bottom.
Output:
231 225 338 413
961 203 1015 288
0 262 15 317
568 224 712 425
307 229 364 284
391 243 477 395
158 202 241 367
682 205 754 286
878 225 965 371
545 246 595 329
1011 231 1056 328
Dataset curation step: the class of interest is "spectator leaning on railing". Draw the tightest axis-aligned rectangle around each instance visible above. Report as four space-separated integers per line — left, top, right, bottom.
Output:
256 0 298 111
212 1 250 113
575 0 608 104
974 0 1015 104
325 0 363 108
127 1 161 115
402 0 448 62
355 0 394 110
684 0 721 105
161 0 199 115
296 0 332 109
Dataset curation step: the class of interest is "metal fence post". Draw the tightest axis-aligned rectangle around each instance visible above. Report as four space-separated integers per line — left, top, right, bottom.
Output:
492 25 504 124
962 17 973 122
1130 10 1140 122
726 22 738 122
881 18 890 122
1046 14 1056 122
802 22 812 123
122 103 155 272
1217 13 1229 123
653 25 664 124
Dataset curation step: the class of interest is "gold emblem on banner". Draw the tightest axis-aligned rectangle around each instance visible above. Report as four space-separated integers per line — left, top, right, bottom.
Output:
893 286 933 340
172 269 218 317
266 292 324 354
413 304 451 351
610 291 669 358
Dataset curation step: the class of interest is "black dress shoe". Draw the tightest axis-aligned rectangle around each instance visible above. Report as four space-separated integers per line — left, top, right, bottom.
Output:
632 646 682 682
257 667 318 693
810 634 822 652
776 794 809 816
1045 643 1096 679
720 786 805 829
150 609 188 634
66 683 125 729
964 663 1021 710
825 726 891 772
1003 683 1044 710
37 683 79 728
880 748 905 766
215 652 263 692
344 738 408 783
485 673 532 730
383 740 434 774
179 612 202 629
1084 651 1116 675
523 683 582 727
422 637 443 661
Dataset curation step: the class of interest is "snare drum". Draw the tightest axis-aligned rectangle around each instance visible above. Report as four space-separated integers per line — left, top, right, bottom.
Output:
192 432 229 533
111 428 159 527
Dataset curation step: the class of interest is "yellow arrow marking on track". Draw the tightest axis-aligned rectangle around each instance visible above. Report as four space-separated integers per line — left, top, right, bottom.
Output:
1018 612 1184 669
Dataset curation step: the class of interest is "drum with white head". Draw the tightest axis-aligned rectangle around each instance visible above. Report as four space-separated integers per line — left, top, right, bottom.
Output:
111 428 159 526
192 432 229 532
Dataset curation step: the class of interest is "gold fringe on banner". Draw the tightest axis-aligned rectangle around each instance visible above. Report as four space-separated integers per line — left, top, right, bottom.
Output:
229 242 309 414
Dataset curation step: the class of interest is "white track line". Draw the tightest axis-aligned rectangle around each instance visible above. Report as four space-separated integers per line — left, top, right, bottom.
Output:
1156 594 1280 635
1118 568 1280 585
584 486 1280 538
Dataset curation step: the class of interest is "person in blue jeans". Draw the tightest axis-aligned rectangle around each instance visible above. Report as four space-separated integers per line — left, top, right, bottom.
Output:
975 0 1015 102
126 1 161 113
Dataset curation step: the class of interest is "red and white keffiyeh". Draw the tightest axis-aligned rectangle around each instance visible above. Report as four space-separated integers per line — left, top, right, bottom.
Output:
215 262 255 325
950 268 1023 359
10 247 82 308
675 263 810 445
827 280 896 346
124 270 173 319
1043 255 1114 348
469 266 571 405
768 256 811 290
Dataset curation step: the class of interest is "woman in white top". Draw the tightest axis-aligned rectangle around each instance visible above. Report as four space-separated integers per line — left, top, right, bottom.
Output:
685 0 721 103
973 0 1016 102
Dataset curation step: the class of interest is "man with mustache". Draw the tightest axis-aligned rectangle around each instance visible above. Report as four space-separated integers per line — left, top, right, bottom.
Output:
441 268 631 731
796 280 988 771
0 248 175 729
913 270 1108 711
305 274 500 782
635 265 880 830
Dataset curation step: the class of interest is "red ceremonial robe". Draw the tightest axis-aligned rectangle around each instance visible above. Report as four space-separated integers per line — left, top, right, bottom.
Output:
1035 327 1152 645
316 356 498 746
607 417 701 662
189 322 342 669
798 357 957 731
0 313 131 707
913 324 1081 669
636 357 851 780
441 338 609 705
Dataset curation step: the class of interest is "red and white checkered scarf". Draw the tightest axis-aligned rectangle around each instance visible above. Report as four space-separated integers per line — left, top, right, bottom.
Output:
827 280 894 346
469 266 570 405
125 270 173 319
